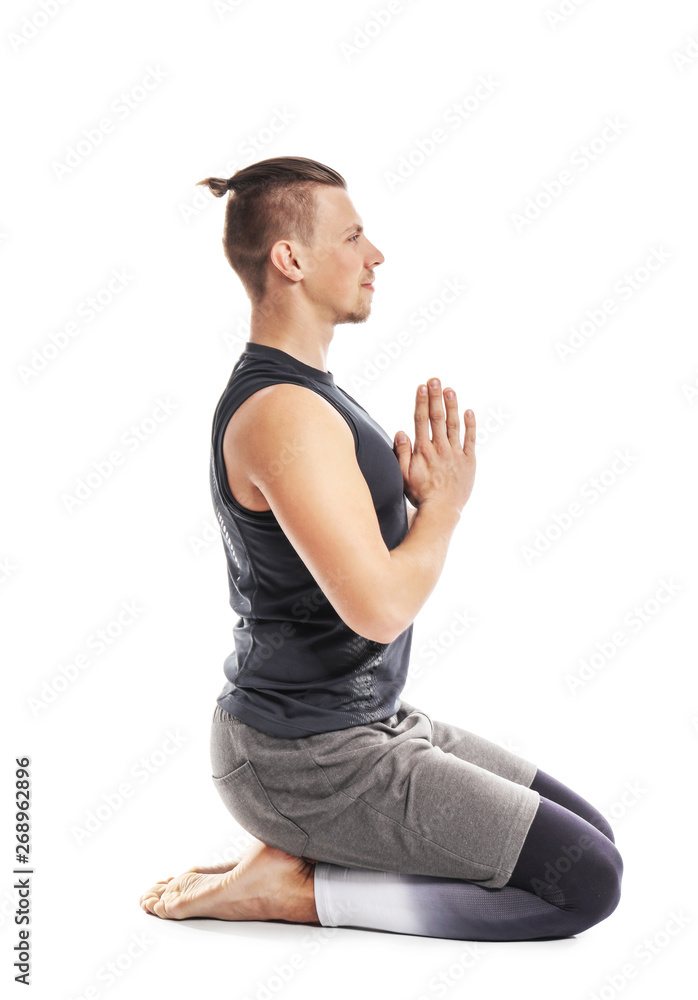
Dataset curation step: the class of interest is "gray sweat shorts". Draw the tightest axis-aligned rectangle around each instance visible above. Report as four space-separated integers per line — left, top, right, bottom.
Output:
209 697 541 889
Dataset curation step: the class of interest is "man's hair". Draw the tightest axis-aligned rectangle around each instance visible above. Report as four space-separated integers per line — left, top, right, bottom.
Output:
196 156 347 305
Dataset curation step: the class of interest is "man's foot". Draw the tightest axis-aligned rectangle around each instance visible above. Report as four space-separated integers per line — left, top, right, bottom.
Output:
182 852 320 874
182 855 245 875
138 838 320 924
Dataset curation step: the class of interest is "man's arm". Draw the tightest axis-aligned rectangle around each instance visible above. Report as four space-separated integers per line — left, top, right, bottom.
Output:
225 383 462 645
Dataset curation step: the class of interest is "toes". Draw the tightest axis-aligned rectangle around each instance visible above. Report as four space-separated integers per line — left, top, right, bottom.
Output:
139 891 159 914
151 895 172 919
141 885 178 920
152 882 190 920
138 877 175 912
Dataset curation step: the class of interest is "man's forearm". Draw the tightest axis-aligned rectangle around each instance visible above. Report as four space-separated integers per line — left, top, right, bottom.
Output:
387 499 462 639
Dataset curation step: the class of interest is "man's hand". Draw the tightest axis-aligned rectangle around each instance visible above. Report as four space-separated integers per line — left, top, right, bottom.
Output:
393 379 476 514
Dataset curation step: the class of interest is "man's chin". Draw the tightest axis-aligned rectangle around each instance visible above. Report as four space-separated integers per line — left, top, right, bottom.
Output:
336 307 371 325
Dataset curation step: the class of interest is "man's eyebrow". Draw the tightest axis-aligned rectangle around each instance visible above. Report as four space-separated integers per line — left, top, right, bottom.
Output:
339 222 363 237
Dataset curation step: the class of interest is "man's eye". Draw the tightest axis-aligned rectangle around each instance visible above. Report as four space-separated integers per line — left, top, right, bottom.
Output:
349 233 360 242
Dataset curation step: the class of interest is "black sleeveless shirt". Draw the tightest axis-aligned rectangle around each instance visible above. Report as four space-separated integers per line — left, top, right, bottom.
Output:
210 341 413 737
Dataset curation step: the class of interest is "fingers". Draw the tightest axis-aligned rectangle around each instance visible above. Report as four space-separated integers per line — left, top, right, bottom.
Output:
426 378 448 446
393 430 412 479
443 387 462 448
412 379 474 455
413 383 430 451
462 408 476 455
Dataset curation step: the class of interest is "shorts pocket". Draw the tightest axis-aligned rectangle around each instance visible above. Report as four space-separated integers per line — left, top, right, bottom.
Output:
211 759 309 858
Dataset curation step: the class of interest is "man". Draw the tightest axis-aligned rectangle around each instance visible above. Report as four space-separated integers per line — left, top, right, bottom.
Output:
139 157 622 940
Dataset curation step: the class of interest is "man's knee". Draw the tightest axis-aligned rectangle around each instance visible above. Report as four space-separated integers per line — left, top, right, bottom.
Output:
576 839 623 930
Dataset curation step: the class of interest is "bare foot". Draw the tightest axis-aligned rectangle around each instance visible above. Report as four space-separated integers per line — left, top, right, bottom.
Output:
181 854 317 878
182 855 245 875
139 838 320 924
182 847 320 874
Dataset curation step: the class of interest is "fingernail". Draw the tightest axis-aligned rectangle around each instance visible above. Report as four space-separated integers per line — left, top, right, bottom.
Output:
419 385 427 395
428 378 439 388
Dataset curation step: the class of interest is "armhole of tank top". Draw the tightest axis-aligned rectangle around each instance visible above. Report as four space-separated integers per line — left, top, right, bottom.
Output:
214 376 360 521
314 390 360 457
215 379 277 522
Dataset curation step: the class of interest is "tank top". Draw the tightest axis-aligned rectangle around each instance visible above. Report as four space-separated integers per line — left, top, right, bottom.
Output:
209 340 413 738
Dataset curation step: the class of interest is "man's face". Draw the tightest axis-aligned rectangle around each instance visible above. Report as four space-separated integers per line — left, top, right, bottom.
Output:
298 185 385 325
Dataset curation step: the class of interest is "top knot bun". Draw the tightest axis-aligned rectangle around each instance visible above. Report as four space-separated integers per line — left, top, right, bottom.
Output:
195 176 233 198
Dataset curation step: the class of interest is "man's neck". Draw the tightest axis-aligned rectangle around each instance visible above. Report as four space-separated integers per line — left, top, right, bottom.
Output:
248 312 334 373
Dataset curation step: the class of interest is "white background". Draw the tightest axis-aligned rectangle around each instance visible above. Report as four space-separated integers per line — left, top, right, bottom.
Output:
3 1 697 998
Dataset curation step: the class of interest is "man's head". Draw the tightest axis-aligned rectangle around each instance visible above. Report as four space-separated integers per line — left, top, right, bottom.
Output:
197 156 384 324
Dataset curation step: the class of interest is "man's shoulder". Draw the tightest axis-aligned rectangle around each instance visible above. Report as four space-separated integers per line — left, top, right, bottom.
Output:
225 381 353 454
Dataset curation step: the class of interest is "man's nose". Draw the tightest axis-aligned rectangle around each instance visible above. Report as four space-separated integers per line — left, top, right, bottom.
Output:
367 243 384 267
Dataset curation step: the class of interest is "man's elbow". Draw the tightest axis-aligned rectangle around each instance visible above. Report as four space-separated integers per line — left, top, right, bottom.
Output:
354 606 408 645
352 621 401 645
334 565 407 644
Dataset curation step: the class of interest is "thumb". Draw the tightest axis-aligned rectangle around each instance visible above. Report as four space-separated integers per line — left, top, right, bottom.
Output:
393 431 411 477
